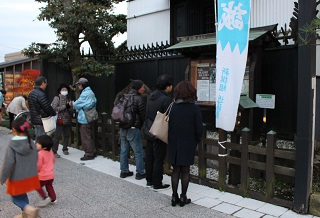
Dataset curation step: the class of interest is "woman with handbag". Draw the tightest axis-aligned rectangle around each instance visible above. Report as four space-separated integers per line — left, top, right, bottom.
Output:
51 83 73 158
167 81 203 207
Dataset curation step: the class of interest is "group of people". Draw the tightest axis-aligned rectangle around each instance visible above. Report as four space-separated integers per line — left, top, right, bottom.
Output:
0 73 203 217
0 75 98 217
116 75 203 207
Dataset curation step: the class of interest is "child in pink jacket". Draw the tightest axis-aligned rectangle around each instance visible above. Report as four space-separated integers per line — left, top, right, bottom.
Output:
36 135 57 207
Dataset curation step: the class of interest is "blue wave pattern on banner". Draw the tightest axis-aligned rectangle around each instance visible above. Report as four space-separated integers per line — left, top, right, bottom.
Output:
217 0 250 54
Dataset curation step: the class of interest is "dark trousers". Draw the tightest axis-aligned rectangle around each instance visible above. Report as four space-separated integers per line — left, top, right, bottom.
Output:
145 139 167 187
80 123 96 157
52 125 71 154
9 112 15 130
36 179 56 201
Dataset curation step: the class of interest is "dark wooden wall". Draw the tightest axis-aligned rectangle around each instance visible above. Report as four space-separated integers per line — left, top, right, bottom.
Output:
114 56 189 97
42 61 73 103
261 46 298 139
171 0 215 43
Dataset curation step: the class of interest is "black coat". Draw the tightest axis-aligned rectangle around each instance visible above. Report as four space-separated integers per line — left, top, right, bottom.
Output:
167 101 203 166
143 90 172 139
28 87 56 125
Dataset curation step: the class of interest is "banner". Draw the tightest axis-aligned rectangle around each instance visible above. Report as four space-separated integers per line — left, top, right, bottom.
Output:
215 0 251 131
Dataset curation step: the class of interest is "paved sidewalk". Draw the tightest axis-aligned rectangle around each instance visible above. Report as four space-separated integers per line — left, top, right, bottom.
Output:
0 126 318 218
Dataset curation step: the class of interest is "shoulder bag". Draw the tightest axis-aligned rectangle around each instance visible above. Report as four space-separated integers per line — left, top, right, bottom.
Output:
149 102 173 144
42 115 57 136
83 106 99 123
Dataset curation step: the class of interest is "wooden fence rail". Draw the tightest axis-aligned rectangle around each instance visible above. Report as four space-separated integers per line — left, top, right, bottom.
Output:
70 114 296 208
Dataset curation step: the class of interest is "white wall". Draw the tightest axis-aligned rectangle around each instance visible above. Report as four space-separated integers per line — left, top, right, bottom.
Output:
250 0 296 29
128 0 169 18
127 0 170 48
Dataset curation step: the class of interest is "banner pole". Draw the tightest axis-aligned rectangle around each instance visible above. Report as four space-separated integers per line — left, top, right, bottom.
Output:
214 0 218 39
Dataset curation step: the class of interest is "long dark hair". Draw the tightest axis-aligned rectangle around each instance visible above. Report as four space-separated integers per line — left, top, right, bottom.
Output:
11 117 32 149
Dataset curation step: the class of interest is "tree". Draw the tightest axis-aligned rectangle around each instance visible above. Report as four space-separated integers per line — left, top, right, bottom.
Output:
22 0 126 83
299 17 320 45
13 69 40 94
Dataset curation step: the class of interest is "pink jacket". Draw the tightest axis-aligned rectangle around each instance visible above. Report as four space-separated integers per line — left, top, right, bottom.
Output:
37 150 55 181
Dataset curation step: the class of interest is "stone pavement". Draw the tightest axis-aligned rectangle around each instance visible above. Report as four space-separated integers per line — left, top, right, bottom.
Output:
0 126 318 218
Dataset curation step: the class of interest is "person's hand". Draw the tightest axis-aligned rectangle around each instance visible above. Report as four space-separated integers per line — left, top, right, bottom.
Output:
0 182 3 186
0 114 2 123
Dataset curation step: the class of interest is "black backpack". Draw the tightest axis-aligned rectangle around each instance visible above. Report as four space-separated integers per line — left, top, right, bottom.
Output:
111 94 135 128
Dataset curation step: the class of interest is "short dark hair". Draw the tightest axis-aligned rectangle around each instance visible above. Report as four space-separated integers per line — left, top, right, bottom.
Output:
173 81 197 101
0 89 6 94
22 95 28 100
156 74 173 90
35 76 47 86
36 135 54 151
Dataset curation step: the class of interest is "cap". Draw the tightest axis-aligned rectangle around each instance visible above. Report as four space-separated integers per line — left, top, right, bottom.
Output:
75 78 88 85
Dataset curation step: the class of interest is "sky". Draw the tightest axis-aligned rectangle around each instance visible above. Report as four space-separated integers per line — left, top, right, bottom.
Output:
0 0 127 63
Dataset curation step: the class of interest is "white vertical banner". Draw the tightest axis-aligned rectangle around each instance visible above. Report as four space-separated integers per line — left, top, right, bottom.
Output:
215 0 251 131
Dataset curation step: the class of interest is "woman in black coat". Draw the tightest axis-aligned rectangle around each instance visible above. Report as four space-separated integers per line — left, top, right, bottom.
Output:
168 81 203 207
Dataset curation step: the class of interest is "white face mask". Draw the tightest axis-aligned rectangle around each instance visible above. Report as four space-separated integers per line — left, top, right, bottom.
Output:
61 91 68 96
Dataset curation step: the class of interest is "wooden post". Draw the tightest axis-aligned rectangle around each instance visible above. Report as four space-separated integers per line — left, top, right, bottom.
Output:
101 112 108 154
294 0 316 213
198 124 207 182
111 119 118 161
92 119 98 151
75 117 81 148
229 131 241 185
265 130 277 198
218 129 227 190
241 127 250 196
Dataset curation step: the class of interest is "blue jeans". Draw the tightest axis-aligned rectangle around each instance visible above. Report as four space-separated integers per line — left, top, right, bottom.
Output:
120 128 145 174
34 125 45 140
11 194 29 210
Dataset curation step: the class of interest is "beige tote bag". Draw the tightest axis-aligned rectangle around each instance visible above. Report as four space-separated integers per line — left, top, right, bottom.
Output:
149 102 173 144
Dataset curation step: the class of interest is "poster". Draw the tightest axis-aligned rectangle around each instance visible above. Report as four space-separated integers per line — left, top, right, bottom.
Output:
197 63 216 102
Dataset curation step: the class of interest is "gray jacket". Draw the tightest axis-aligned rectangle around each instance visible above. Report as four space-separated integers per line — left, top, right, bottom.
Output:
0 137 38 184
51 95 74 126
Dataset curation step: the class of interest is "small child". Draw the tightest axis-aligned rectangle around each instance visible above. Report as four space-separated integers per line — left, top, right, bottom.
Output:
0 117 40 218
35 135 57 207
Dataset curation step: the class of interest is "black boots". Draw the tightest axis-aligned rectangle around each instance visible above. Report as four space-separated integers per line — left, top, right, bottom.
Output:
171 194 180 207
179 194 191 207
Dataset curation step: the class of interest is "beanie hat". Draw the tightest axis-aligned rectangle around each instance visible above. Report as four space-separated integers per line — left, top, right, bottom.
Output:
131 80 144 91
57 83 70 93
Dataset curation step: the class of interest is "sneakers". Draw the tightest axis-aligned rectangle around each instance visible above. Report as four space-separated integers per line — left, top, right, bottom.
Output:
135 173 146 180
63 150 69 155
153 184 170 191
120 171 133 178
51 199 57 204
146 181 153 188
80 156 94 161
36 197 52 207
54 153 61 158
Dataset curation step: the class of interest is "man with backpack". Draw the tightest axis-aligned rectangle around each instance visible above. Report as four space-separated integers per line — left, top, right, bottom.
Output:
116 80 146 180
